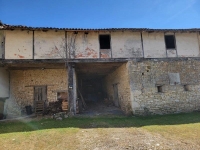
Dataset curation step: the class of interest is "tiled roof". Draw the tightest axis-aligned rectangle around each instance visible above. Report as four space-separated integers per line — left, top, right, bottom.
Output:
0 23 200 32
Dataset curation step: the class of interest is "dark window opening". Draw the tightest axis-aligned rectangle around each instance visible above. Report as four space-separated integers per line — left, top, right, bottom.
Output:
157 86 163 93
184 85 189 91
99 35 111 49
165 35 175 49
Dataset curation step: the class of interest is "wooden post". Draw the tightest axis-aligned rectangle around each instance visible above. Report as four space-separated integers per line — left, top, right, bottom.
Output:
68 63 76 114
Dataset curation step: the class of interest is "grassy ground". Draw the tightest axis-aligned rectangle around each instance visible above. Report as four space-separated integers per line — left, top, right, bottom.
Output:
0 112 200 149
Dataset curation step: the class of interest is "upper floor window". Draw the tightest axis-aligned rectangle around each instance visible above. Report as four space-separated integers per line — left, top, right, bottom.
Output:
99 35 111 49
165 35 176 49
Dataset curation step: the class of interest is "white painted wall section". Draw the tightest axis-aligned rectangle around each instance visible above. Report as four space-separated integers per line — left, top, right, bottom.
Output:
34 31 65 59
5 30 33 59
112 31 143 58
176 33 200 57
0 68 9 98
143 32 166 58
68 31 99 59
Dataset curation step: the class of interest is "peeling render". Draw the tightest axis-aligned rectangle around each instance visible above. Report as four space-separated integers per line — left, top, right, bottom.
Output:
5 30 33 59
3 29 200 60
111 31 143 58
69 31 99 59
34 30 65 59
100 49 111 58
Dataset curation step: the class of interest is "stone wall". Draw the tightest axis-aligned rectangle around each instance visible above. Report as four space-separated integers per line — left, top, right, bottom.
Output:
128 59 200 115
104 63 132 114
5 68 67 117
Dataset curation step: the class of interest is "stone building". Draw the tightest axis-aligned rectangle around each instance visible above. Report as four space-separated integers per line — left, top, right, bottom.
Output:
0 23 200 118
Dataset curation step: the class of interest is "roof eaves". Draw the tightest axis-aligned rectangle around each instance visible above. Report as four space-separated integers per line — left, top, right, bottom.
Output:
1 24 200 32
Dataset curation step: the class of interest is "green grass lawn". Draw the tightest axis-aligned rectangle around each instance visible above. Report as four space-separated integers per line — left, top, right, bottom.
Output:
0 112 200 150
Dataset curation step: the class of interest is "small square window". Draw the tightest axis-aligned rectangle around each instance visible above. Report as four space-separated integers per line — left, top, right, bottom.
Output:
184 85 189 91
165 35 176 49
157 86 163 93
99 35 111 49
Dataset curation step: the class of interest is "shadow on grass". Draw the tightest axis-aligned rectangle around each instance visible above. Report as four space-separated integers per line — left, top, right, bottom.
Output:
0 112 200 134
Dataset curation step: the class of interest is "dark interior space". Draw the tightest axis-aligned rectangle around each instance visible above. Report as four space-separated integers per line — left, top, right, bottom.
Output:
165 35 175 49
79 77 104 103
99 35 111 49
76 62 124 115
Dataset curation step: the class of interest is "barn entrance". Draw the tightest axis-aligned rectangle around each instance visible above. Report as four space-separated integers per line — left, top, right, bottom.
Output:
76 62 125 115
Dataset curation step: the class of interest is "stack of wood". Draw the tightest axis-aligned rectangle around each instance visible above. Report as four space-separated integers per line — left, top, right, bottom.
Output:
47 101 62 114
62 100 68 112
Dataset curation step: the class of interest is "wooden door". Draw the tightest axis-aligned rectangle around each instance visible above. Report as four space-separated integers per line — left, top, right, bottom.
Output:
113 84 119 107
34 86 47 101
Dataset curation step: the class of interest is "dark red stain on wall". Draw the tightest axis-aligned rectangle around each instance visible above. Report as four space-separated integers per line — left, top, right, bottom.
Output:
18 55 25 58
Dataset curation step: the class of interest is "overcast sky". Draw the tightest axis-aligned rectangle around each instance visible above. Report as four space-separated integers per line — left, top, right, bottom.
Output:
0 0 200 29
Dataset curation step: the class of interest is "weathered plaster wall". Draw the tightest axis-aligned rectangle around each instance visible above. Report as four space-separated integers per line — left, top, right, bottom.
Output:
4 30 200 60
104 63 132 114
111 31 143 58
0 68 9 98
0 31 4 58
176 33 200 57
6 69 67 118
5 30 33 59
143 32 166 58
128 59 200 115
67 31 99 59
34 31 65 59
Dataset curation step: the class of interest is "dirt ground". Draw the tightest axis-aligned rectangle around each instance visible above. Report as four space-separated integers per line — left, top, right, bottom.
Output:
76 128 199 150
